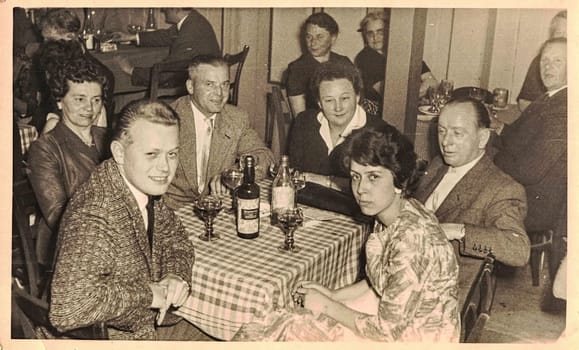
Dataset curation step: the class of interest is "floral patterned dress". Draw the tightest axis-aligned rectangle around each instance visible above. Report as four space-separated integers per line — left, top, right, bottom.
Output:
235 198 460 342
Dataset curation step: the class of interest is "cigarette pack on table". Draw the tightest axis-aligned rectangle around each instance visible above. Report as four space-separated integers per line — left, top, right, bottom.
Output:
100 42 118 52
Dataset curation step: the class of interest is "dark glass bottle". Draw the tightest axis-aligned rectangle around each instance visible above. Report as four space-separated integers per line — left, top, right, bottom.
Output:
82 8 95 51
236 155 260 239
145 8 157 31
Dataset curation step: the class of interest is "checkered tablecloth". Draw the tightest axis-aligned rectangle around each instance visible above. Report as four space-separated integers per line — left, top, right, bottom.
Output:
173 180 369 340
18 123 38 156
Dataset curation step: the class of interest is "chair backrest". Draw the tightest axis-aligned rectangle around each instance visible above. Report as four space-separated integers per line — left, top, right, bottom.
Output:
452 86 493 105
460 255 498 343
13 180 41 298
224 45 250 106
266 85 292 161
12 282 109 339
148 58 191 102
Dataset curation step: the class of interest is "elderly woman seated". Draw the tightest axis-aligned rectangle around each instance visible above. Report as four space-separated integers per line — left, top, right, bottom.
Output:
287 61 388 192
285 12 352 116
236 124 460 341
28 56 110 269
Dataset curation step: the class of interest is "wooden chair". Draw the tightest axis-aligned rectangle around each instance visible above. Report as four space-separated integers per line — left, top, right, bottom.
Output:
224 45 250 106
13 179 42 298
460 255 498 343
452 86 493 104
148 58 191 102
12 281 108 339
265 85 292 161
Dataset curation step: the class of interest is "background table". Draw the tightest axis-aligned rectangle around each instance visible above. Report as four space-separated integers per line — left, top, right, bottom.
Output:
92 44 169 112
17 122 38 156
173 180 369 340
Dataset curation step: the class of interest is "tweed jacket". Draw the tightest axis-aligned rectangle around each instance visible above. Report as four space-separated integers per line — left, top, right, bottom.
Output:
132 9 220 86
49 159 194 340
165 96 274 208
414 155 529 267
28 123 108 265
494 88 567 233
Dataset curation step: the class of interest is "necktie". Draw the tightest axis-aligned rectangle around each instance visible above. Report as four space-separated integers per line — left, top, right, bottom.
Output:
198 117 214 192
146 196 155 251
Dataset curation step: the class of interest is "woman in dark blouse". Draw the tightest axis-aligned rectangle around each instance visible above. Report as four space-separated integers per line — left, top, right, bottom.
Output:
287 61 388 193
28 57 109 267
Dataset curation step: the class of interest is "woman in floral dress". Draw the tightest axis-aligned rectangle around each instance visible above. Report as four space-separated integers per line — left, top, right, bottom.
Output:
236 123 460 342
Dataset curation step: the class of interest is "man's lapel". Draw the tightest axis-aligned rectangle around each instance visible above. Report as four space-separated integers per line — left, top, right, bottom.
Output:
206 109 234 178
414 156 448 203
176 97 200 191
436 156 490 219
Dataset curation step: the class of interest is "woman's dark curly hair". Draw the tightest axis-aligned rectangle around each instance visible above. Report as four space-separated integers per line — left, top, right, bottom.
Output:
48 55 109 102
310 61 364 103
341 123 422 197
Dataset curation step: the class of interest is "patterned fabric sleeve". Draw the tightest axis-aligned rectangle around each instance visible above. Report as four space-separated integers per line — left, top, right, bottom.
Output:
355 237 429 341
157 202 194 285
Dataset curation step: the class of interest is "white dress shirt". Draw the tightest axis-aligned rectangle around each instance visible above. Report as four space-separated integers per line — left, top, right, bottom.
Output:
120 171 149 230
424 152 485 212
317 105 367 155
191 101 216 191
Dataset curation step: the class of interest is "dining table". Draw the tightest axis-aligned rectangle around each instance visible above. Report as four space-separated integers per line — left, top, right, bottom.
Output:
91 44 169 112
172 179 370 340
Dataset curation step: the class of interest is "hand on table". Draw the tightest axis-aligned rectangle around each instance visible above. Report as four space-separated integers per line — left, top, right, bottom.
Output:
150 274 190 325
113 55 134 75
110 31 137 43
293 281 334 317
209 174 228 196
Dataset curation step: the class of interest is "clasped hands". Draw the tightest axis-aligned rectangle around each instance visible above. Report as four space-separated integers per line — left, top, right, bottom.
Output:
149 273 190 325
292 281 333 317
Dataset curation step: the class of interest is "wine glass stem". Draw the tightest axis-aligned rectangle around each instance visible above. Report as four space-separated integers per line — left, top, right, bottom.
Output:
286 227 295 250
206 217 213 240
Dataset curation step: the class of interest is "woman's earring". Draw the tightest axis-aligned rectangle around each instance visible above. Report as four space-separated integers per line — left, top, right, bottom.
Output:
394 187 402 194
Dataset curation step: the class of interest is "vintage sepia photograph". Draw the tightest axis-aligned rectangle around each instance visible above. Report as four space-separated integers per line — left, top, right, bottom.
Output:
3 2 573 348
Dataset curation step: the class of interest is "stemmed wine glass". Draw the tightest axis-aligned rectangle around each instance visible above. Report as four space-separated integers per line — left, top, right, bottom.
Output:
221 166 244 212
291 170 306 207
277 207 304 253
439 79 454 107
194 195 223 241
427 85 443 114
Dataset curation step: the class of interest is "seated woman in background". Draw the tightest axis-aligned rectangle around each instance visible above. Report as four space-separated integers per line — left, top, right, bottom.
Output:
287 61 387 192
236 124 459 341
285 12 352 116
354 11 437 105
28 57 110 269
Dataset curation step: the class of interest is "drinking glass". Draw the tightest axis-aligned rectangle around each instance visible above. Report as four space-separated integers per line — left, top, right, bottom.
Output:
291 170 306 207
194 195 223 241
428 86 443 114
439 79 454 106
277 207 303 253
221 166 244 212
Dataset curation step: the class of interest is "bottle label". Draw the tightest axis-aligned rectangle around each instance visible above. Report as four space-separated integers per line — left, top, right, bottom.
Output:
271 187 294 211
237 198 259 234
85 34 94 50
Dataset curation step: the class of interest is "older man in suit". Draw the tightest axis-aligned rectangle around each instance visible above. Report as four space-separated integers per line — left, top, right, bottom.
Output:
494 38 567 311
414 98 530 304
165 55 274 208
113 8 220 87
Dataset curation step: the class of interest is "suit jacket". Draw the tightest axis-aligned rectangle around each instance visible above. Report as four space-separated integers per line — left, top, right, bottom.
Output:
494 88 567 233
414 155 530 308
165 96 274 209
28 123 108 265
49 158 194 340
414 155 529 267
132 9 221 86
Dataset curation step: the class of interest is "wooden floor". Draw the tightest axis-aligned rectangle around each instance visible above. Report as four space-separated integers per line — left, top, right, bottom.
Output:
480 264 566 343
